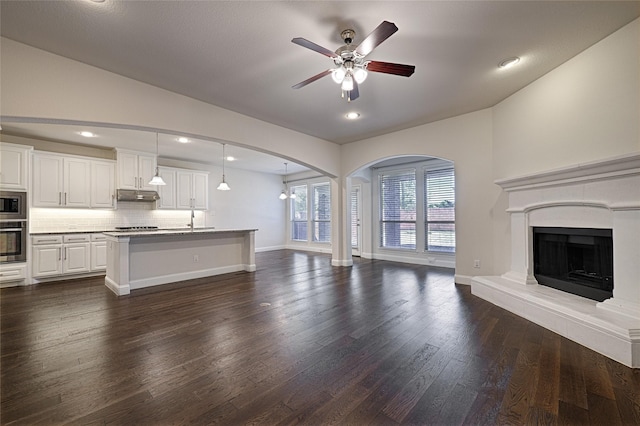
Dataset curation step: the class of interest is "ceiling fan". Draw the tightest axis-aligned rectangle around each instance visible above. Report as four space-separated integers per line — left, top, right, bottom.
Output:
291 21 415 102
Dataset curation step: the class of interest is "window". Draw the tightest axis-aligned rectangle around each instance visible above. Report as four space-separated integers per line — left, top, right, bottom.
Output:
380 169 416 249
291 185 307 241
425 168 455 252
312 183 331 242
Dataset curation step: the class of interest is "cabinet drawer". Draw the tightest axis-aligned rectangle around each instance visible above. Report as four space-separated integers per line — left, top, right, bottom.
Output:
32 235 63 245
0 263 27 282
63 234 90 243
91 233 107 241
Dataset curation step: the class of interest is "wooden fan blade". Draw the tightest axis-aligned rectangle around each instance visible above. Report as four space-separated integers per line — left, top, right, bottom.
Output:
354 21 398 57
292 69 333 89
367 61 415 77
348 80 360 102
292 38 339 58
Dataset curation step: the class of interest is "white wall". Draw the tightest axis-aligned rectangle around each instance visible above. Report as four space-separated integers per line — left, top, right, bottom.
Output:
493 18 640 180
0 38 341 178
491 18 640 276
341 109 498 282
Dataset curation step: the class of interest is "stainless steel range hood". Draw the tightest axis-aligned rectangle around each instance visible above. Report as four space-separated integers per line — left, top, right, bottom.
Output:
116 189 160 202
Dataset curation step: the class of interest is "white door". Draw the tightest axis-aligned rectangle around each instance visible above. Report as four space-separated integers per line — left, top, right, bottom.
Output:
91 242 107 271
33 154 64 207
137 154 157 191
192 172 209 210
91 160 115 208
63 243 90 274
351 185 362 256
32 245 63 277
176 171 194 209
157 168 176 209
64 158 91 207
117 151 139 190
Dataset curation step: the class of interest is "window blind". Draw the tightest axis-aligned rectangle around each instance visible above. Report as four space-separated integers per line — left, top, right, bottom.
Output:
380 170 416 249
291 184 308 241
312 183 331 242
424 168 455 252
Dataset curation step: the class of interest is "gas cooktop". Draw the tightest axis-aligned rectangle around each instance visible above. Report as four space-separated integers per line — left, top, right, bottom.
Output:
114 226 159 231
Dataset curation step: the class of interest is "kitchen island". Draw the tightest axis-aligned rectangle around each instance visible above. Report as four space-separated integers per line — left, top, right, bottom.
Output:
104 228 257 296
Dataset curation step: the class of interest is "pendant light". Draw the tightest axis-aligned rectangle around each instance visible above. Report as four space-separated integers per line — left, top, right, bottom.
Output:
148 132 166 186
217 143 231 191
279 162 295 200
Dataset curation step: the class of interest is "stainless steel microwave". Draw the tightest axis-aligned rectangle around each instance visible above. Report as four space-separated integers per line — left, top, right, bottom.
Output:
0 191 27 220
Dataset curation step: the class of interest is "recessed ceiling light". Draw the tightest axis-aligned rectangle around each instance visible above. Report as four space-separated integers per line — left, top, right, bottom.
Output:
498 57 520 69
177 137 190 143
345 112 360 119
79 131 96 137
226 156 235 162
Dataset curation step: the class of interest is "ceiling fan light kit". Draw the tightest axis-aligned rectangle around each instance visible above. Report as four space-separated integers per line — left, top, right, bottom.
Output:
292 21 415 102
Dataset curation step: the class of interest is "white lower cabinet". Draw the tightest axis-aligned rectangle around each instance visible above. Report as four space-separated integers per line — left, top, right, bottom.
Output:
32 234 99 278
0 263 27 283
90 233 107 271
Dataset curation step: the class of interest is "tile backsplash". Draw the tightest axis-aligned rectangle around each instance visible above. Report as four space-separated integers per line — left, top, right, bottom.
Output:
30 203 207 232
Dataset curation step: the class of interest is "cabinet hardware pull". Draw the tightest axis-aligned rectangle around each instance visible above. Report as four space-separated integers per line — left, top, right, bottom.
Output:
64 247 67 260
59 192 62 205
37 239 59 243
67 238 85 241
58 248 61 261
64 192 67 205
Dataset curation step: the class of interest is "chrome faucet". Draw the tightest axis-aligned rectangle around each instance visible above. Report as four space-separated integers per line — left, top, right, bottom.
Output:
187 208 195 230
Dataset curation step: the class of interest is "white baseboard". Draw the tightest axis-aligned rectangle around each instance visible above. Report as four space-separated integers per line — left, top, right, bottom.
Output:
371 252 455 269
255 245 286 253
454 274 473 285
129 264 246 291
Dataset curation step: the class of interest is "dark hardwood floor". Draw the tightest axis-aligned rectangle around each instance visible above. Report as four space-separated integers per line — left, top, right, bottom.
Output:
1 250 639 425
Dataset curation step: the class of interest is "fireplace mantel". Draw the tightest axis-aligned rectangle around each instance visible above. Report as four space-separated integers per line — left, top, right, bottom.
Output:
472 152 640 368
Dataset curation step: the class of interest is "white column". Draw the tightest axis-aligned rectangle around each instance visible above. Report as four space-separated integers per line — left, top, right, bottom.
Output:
598 208 640 319
330 176 353 267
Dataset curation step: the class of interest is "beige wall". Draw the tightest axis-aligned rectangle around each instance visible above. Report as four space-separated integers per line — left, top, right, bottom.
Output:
492 18 640 180
341 109 499 280
2 17 638 280
0 38 341 178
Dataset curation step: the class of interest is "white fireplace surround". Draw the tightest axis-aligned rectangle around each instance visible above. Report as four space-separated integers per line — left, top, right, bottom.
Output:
472 153 640 368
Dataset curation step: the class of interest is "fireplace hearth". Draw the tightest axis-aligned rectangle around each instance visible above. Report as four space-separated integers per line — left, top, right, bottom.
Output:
533 227 613 302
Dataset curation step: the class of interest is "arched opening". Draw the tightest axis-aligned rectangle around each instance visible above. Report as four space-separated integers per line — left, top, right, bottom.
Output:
346 155 456 270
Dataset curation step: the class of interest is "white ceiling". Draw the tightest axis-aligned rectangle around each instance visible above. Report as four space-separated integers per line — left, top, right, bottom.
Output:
1 1 639 172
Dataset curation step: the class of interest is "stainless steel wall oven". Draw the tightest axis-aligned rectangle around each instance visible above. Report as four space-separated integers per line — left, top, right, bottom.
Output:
0 191 28 263
0 221 27 263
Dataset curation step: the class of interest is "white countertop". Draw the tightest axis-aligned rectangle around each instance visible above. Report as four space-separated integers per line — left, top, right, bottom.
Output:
102 228 257 238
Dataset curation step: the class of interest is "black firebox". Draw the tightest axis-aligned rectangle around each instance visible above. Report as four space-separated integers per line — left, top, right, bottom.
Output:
533 227 613 302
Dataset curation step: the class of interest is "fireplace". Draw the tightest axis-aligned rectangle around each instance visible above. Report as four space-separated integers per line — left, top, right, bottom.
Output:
471 153 640 368
533 227 613 302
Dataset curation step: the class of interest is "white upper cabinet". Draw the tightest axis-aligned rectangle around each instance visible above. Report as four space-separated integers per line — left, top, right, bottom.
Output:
91 160 116 208
176 170 209 210
63 157 91 207
158 167 208 210
0 143 32 191
116 149 157 191
156 167 176 209
32 151 114 209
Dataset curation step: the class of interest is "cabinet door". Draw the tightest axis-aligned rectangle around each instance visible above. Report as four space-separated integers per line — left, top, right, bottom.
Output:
138 154 157 191
63 243 91 274
176 171 193 209
32 244 63 277
33 154 64 207
91 242 107 271
192 172 209 210
91 161 116 208
0 145 30 190
157 168 176 209
117 151 139 190
64 158 91 207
